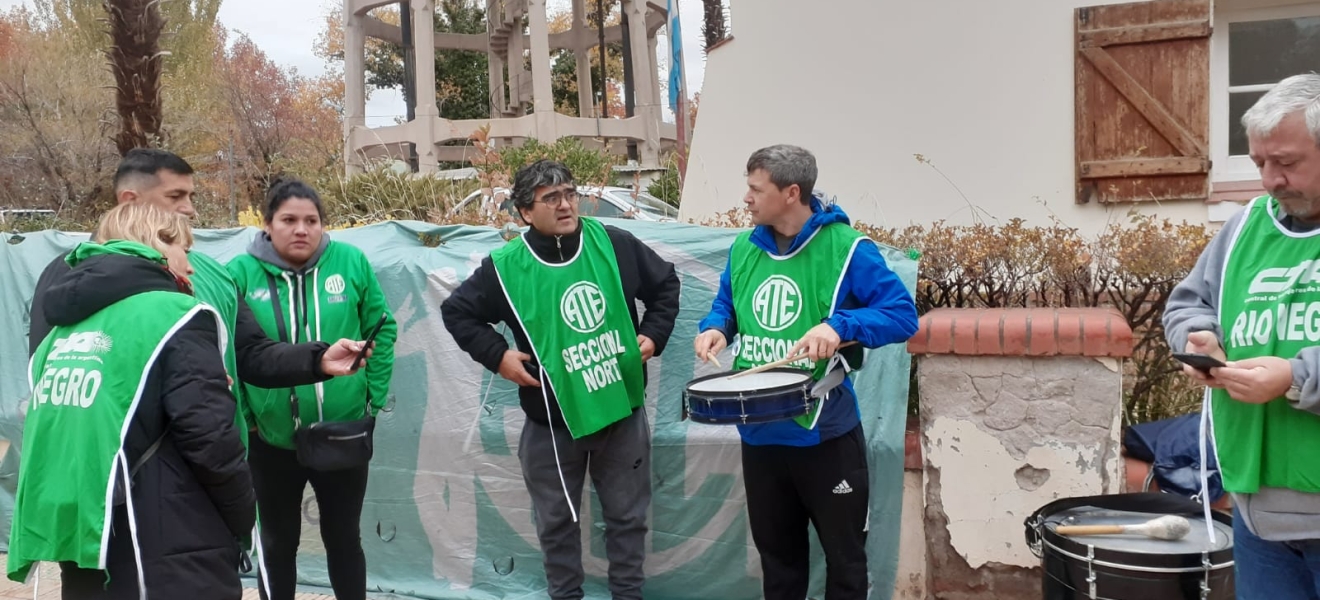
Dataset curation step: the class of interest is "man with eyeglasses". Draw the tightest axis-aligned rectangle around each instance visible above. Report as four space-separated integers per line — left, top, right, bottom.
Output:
442 159 681 600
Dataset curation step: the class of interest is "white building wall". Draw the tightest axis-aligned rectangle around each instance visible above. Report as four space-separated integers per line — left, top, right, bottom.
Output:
679 0 1220 237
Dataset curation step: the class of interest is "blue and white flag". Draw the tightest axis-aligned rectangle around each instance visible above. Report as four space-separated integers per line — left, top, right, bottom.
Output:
667 0 684 112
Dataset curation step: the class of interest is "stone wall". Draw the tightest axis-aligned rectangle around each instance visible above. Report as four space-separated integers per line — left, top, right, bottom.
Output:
905 308 1133 599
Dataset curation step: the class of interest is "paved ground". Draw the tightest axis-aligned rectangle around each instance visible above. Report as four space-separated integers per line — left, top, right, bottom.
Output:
0 555 337 600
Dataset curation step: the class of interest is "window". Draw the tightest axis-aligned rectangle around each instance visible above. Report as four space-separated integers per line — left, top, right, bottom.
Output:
626 191 680 220
579 194 626 219
1211 4 1320 181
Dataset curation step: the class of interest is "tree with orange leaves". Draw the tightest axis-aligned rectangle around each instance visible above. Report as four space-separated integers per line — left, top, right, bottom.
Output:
215 30 343 202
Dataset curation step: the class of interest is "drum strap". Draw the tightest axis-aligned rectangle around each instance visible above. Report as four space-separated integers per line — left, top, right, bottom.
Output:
1198 387 1218 544
805 354 852 430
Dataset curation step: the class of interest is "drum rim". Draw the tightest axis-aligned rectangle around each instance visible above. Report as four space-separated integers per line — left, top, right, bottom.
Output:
1027 493 1235 568
684 367 815 398
1038 511 1235 566
1029 509 1235 569
1039 538 1234 574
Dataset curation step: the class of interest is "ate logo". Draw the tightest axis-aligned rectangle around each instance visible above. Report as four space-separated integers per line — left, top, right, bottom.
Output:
752 275 802 332
561 281 607 334
324 274 346 295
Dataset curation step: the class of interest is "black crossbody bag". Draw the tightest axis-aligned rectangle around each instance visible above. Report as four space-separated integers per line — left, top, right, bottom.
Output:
266 273 375 471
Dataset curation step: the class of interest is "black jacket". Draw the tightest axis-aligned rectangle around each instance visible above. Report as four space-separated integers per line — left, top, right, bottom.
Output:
441 221 682 428
38 253 255 597
29 251 332 389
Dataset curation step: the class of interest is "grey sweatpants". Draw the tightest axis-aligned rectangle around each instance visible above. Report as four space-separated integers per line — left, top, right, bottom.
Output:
518 408 651 600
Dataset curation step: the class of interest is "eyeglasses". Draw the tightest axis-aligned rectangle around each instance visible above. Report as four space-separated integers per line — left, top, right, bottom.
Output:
535 190 580 207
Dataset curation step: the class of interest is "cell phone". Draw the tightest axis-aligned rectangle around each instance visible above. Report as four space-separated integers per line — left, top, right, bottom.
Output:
354 312 389 370
1172 352 1227 372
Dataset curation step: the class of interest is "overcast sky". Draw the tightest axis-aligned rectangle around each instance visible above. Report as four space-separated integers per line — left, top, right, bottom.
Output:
0 0 708 127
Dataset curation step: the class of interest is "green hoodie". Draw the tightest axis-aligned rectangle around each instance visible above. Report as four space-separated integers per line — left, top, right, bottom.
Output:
227 234 396 449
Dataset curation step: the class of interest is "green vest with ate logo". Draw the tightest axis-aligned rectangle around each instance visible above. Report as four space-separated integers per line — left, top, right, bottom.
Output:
491 217 644 438
1216 196 1320 493
11 283 216 582
730 223 866 429
187 251 246 444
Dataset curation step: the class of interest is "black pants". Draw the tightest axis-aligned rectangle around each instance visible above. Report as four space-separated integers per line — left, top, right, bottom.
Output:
742 424 870 600
249 434 369 600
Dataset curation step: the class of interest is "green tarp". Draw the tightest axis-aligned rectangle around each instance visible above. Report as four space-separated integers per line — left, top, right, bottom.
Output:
0 219 916 600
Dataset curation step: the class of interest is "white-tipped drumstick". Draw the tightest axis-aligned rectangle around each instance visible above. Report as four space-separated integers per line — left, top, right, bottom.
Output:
728 341 857 380
1055 515 1191 541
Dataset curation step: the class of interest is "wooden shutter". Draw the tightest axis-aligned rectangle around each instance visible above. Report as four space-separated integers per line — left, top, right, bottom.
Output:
1075 0 1210 204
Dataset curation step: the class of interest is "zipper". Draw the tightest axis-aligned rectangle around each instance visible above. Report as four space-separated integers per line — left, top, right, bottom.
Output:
556 235 563 261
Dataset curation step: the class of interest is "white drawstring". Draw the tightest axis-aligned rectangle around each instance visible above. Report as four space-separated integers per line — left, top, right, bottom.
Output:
464 327 507 454
486 267 577 522
311 267 325 421
281 272 297 344
117 452 147 600
1199 386 1217 545
539 367 577 523
253 518 272 599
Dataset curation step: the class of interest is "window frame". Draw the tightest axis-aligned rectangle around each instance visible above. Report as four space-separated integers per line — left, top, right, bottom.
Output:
1210 2 1320 182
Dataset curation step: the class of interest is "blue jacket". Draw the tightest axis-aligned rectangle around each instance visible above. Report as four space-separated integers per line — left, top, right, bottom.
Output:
697 198 919 446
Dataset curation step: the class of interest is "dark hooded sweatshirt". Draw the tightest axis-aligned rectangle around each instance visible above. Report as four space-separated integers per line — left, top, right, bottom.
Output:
39 251 256 598
441 220 682 428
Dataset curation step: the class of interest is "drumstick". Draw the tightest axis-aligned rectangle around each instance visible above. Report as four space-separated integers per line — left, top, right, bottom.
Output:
727 341 857 380
1055 515 1191 541
706 352 722 369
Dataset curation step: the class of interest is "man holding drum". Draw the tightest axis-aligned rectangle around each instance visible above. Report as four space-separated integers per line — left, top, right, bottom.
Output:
1166 73 1320 597
693 144 918 599
442 159 680 600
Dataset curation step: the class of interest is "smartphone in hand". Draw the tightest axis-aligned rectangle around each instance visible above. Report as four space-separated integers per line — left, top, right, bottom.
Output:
354 312 390 370
1172 352 1226 373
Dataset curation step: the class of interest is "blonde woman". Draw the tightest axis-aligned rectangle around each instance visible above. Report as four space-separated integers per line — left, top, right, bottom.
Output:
9 203 255 599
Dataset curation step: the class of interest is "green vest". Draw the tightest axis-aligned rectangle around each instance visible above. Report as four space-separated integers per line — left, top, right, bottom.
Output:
490 217 644 438
730 223 867 428
188 251 247 443
10 287 213 581
1216 196 1320 493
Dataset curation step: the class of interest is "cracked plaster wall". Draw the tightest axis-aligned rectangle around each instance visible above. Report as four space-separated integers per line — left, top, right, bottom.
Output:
919 354 1123 572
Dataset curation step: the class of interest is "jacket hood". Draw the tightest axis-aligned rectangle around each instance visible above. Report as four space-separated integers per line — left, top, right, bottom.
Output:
45 241 180 327
247 231 330 273
750 195 853 255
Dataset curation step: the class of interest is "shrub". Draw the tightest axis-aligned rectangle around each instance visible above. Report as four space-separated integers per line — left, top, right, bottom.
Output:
701 207 1214 424
647 154 681 208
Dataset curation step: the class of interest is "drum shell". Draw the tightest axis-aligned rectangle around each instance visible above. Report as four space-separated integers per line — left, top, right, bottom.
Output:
1040 542 1233 600
683 368 816 425
1026 493 1234 600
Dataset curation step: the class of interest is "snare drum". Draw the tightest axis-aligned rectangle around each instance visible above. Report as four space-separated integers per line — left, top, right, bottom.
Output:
1025 492 1234 600
683 368 816 425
